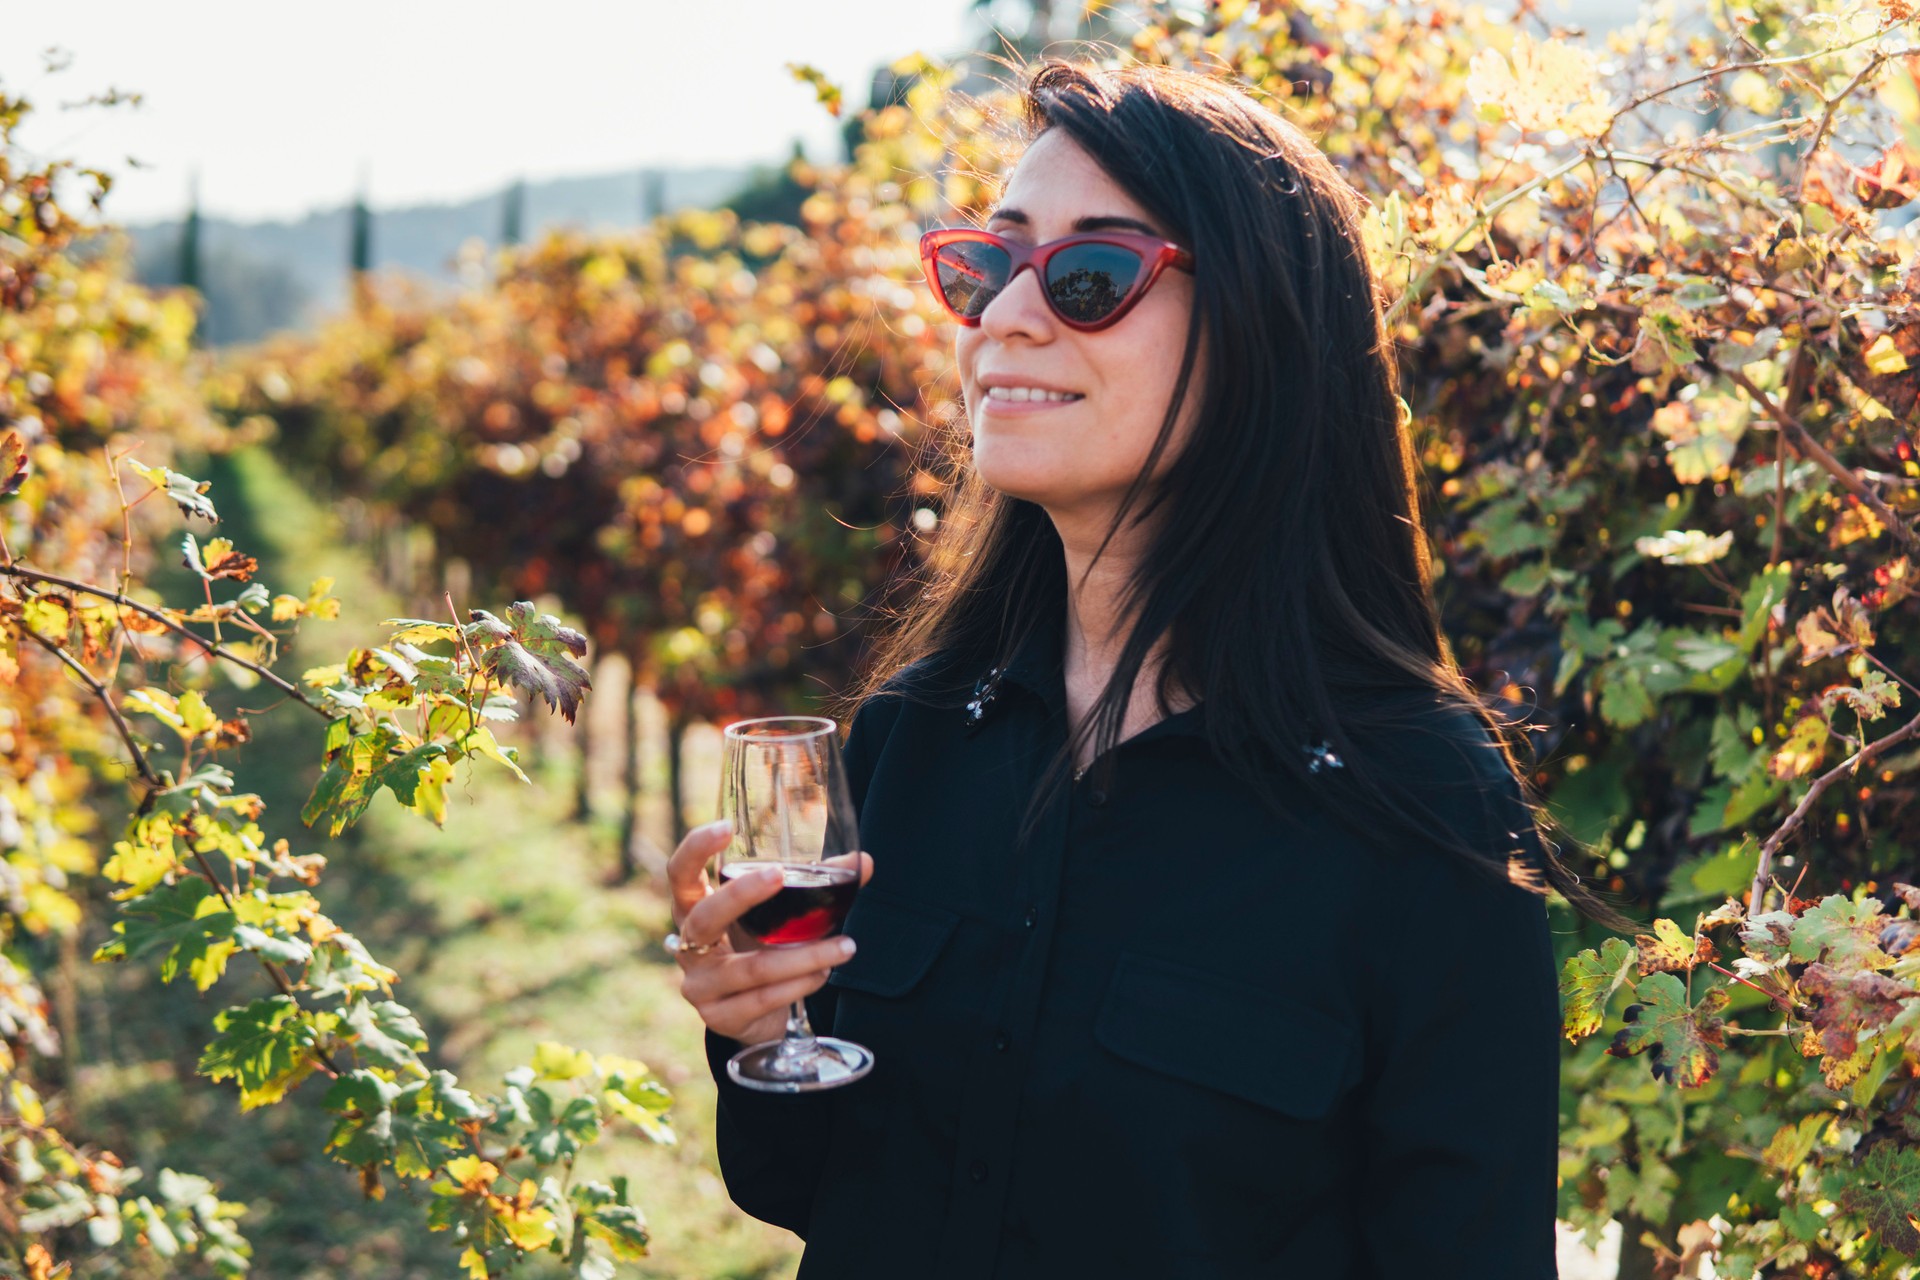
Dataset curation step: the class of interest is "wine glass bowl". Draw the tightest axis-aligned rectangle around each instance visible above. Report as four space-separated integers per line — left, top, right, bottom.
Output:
716 716 874 1092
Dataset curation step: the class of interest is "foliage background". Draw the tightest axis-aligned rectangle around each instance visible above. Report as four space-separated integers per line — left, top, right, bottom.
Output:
11 0 1920 1276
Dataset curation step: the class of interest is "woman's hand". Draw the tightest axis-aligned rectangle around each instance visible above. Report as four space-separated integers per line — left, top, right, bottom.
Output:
666 819 874 1047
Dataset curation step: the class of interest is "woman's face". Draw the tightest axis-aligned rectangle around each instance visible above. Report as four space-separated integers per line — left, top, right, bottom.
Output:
957 130 1202 524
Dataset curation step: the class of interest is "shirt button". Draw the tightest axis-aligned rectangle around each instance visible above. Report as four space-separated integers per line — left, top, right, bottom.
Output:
993 1032 1011 1052
969 1160 989 1183
1089 787 1109 806
1023 906 1038 929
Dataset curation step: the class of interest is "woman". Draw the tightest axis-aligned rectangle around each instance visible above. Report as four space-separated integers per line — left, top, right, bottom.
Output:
667 59 1627 1277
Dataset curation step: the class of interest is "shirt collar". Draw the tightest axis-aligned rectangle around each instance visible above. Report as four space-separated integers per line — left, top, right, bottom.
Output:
985 604 1208 742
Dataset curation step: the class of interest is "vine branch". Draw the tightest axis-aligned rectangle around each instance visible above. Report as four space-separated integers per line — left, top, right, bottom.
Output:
1747 711 1920 916
0 563 329 715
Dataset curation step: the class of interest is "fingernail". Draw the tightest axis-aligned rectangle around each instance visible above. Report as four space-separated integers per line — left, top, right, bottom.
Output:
706 819 733 838
756 867 783 887
836 937 856 958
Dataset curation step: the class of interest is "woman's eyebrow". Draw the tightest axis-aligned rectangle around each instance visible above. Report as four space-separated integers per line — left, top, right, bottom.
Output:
985 207 1165 237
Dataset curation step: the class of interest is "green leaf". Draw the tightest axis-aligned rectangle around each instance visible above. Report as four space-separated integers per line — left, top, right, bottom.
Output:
198 996 336 1110
572 1181 650 1260
1737 563 1793 651
307 932 398 999
322 1070 403 1168
426 1069 487 1124
343 999 428 1075
366 741 449 810
1560 937 1635 1040
523 1084 603 1164
1605 973 1729 1088
323 1071 467 1178
100 877 239 990
1780 1200 1826 1243
1791 895 1894 970
1838 1142 1920 1253
1598 667 1655 728
231 923 312 967
301 730 386 836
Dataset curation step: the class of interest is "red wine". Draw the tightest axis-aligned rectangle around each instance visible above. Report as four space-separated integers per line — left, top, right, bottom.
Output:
724 861 859 945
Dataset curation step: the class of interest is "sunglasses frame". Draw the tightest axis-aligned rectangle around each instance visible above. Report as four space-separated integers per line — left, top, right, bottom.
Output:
917 227 1196 333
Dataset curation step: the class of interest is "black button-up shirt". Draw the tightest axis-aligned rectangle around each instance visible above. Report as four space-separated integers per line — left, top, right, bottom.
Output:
705 610 1561 1278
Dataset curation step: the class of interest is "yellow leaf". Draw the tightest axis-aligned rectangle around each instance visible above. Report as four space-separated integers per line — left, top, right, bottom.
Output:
177 689 218 740
11 1079 45 1126
1769 716 1830 780
531 1041 594 1081
1865 332 1910 375
20 596 72 640
1465 34 1612 137
458 1247 488 1280
498 1199 557 1252
124 686 184 729
444 1155 499 1193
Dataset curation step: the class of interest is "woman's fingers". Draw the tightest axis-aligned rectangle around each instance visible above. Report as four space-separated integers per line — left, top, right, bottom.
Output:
666 819 733 925
681 935 854 1003
701 970 835 1039
820 850 874 887
679 861 785 945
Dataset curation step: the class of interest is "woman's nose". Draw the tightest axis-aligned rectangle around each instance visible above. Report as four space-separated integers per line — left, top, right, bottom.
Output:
977 264 1055 342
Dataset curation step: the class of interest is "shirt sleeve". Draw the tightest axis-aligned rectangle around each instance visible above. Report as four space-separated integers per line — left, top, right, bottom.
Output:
707 688 908 1237
1352 706 1563 1279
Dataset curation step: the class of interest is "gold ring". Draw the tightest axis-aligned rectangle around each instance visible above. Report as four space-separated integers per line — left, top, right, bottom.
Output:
665 930 720 958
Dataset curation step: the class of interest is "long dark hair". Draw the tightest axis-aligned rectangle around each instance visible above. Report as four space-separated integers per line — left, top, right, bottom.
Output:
839 59 1634 932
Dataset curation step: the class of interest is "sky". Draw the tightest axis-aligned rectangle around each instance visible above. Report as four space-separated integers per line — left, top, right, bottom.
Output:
3 0 979 225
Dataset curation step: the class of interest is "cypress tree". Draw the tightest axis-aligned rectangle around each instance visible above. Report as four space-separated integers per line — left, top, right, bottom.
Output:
501 177 525 247
350 182 372 276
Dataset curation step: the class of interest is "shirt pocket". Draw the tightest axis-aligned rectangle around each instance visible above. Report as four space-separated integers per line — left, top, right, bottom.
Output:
825 892 958 998
1093 950 1359 1120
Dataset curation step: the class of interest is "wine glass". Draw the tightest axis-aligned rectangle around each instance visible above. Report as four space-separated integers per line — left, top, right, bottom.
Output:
715 715 873 1092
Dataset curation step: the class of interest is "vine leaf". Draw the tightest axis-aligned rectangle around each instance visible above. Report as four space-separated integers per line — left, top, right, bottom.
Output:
571 1179 651 1260
1635 918 1717 975
1762 1113 1831 1172
342 999 428 1075
93 877 237 991
323 1071 468 1179
1561 937 1636 1040
128 459 219 523
1791 895 1895 970
197 996 338 1110
1796 963 1917 1058
0 430 28 499
1837 1143 1920 1254
1606 973 1729 1088
465 602 591 724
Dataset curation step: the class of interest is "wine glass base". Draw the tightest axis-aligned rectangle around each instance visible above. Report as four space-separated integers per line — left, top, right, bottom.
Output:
727 1036 874 1093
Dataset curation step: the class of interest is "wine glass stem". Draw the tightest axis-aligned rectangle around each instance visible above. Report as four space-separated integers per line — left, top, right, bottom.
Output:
772 998 821 1072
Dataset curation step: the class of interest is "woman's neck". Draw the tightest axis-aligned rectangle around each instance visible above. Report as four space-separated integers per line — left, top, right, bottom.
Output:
1055 514 1194 764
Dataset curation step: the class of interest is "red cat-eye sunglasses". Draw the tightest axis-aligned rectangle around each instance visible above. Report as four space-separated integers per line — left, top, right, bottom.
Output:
917 228 1196 333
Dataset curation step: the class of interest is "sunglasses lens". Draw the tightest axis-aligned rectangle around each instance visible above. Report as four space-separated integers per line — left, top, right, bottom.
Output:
932 238 1010 320
1044 242 1144 325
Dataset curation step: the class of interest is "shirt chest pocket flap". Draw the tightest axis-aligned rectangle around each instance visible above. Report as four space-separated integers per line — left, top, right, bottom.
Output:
1095 951 1359 1121
825 893 958 997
